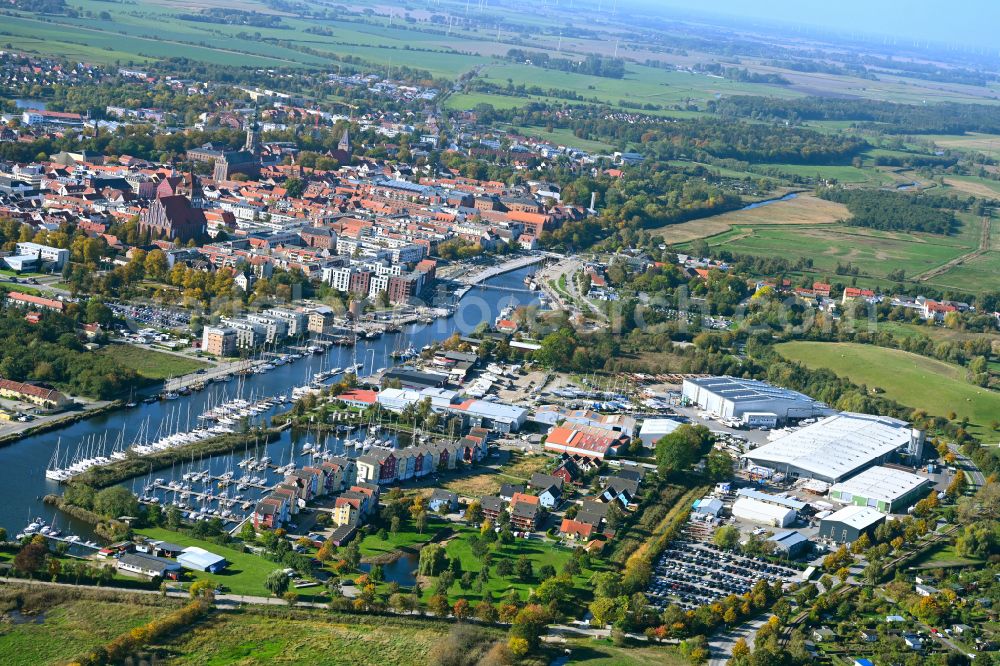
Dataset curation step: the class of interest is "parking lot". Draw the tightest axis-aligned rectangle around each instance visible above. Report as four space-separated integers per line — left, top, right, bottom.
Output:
109 301 191 329
646 528 801 612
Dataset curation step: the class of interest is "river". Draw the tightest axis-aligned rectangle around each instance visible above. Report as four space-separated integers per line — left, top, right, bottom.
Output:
739 192 799 211
0 266 541 541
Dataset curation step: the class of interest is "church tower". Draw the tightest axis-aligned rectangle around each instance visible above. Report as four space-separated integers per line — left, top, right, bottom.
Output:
338 127 351 154
244 107 261 156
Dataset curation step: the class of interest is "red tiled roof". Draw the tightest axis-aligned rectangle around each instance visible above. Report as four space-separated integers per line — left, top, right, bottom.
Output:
559 518 595 538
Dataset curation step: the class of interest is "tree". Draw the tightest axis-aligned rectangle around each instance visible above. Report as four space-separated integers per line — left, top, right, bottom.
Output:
144 249 169 281
476 600 498 623
14 541 49 577
510 604 550 651
428 594 450 617
239 521 257 543
94 486 138 519
712 525 741 550
514 556 533 582
496 558 514 578
947 470 968 499
452 598 471 620
264 569 290 597
589 596 625 627
705 449 733 481
507 637 529 658
465 501 484 524
655 424 713 476
189 580 215 599
418 544 448 576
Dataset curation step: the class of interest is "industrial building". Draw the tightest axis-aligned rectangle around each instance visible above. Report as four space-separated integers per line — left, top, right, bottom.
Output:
767 531 810 558
828 466 931 513
742 412 924 483
731 496 796 528
638 418 684 447
735 488 806 514
176 546 227 573
681 376 835 424
819 505 885 543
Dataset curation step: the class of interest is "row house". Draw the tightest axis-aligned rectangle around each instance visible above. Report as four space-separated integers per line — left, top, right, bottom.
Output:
354 441 464 486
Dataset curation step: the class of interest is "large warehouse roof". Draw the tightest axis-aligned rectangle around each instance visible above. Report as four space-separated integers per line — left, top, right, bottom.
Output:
684 376 818 405
822 505 884 530
732 497 796 527
743 412 916 482
829 466 930 504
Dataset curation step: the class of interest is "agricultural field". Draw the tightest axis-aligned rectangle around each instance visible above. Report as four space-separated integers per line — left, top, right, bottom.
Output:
156 608 459 666
655 193 848 244
99 345 210 381
926 132 1000 159
942 175 1000 200
477 62 802 109
776 341 1000 437
0 592 176 666
691 214 980 282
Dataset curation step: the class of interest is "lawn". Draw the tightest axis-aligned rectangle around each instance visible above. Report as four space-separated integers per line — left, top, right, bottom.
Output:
776 341 1000 436
136 527 279 598
428 526 604 606
0 596 172 665
100 344 210 380
157 608 456 666
910 543 985 570
357 517 447 559
655 193 848 244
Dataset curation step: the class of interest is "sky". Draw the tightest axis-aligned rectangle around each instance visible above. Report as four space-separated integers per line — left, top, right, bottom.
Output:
640 1 1000 51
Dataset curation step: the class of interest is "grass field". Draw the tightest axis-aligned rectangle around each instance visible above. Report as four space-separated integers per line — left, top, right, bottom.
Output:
776 341 1000 436
511 125 616 153
562 638 688 666
878 320 1000 347
156 608 456 665
100 344 210 380
136 527 278 597
0 596 171 665
656 193 848 244
442 452 551 498
923 210 1000 292
693 217 979 281
943 175 1000 199
910 543 985 570
763 162 896 185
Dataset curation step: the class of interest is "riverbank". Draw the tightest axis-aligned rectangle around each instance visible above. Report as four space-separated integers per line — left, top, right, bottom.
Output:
0 400 121 450
43 494 130 541
69 427 283 489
